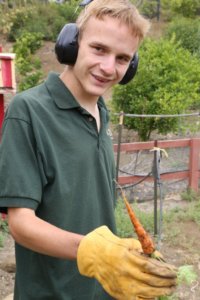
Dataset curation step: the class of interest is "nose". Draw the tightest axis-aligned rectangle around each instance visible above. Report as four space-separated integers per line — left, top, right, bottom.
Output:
100 55 116 76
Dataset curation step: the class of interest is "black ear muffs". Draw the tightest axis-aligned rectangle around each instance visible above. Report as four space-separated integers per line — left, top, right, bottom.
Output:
119 53 139 85
55 23 139 84
55 23 79 65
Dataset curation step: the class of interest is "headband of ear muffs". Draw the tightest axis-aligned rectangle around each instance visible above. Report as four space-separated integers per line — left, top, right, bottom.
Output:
55 22 139 85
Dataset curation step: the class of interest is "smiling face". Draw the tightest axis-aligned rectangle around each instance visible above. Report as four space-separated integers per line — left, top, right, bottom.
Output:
69 16 139 101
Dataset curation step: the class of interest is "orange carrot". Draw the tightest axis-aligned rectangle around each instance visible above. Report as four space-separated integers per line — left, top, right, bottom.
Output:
118 184 155 255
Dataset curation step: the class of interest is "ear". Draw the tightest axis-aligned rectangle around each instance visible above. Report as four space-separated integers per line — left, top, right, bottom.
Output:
119 52 139 85
55 23 79 65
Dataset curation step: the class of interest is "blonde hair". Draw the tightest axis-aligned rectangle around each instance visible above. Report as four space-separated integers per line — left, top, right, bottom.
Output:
76 0 150 43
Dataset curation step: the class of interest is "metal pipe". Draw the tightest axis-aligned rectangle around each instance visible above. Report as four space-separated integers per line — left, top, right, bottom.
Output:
116 112 124 183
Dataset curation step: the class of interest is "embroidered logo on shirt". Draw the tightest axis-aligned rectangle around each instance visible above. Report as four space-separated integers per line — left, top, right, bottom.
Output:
106 128 113 139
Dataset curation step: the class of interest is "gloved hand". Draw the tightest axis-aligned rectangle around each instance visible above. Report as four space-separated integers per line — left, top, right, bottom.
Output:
77 226 177 300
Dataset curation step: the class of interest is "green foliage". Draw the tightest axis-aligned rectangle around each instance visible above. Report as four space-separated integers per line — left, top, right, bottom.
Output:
8 7 35 41
131 0 200 20
187 199 200 225
0 235 4 248
165 18 200 58
162 0 200 18
138 0 159 19
177 265 197 285
181 188 200 202
158 265 197 300
115 200 134 238
111 38 200 141
13 31 44 91
18 70 43 92
0 217 8 234
115 197 154 238
13 32 43 57
0 216 9 248
163 197 200 226
0 1 79 41
172 197 200 226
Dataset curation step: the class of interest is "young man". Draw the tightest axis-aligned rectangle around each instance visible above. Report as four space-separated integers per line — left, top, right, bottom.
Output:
0 0 177 299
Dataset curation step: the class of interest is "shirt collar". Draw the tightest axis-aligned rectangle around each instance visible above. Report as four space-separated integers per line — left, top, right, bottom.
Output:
45 72 79 109
44 72 107 112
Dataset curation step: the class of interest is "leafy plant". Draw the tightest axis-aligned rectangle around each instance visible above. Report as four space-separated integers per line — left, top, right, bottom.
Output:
13 31 43 57
18 71 43 92
111 38 200 141
177 265 197 285
181 188 200 202
0 1 79 42
139 0 160 19
158 265 197 300
162 0 200 18
13 31 44 91
0 216 9 248
187 199 200 225
165 18 200 58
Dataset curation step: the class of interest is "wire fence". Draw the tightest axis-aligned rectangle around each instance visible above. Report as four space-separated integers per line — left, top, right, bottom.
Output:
112 111 200 241
113 114 200 199
113 111 200 197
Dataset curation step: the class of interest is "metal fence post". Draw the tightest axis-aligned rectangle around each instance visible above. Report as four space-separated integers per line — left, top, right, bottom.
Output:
153 140 158 236
116 112 124 182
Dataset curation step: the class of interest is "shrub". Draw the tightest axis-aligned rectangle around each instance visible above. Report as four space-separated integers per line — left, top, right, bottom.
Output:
13 31 44 91
13 32 43 56
164 18 200 58
18 70 43 92
139 0 160 19
162 0 200 18
111 38 200 141
1 1 79 42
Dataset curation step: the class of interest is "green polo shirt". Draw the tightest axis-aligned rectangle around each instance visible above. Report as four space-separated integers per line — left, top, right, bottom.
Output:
0 72 116 300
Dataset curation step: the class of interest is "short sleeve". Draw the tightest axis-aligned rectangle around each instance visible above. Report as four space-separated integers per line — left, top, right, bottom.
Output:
0 117 42 213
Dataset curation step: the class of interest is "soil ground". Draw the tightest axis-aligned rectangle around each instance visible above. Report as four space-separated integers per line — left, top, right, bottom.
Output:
1 35 200 299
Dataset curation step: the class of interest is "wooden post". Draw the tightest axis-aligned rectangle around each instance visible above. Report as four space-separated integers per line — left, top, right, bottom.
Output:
189 138 200 191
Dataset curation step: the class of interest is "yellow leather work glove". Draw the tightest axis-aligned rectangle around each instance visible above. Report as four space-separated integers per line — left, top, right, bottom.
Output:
77 226 177 300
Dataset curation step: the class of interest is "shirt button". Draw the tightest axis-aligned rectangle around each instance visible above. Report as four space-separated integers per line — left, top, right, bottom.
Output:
88 116 93 122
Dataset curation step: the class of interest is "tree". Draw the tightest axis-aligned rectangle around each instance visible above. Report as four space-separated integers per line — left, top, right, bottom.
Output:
162 0 200 18
111 38 200 141
164 18 200 58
